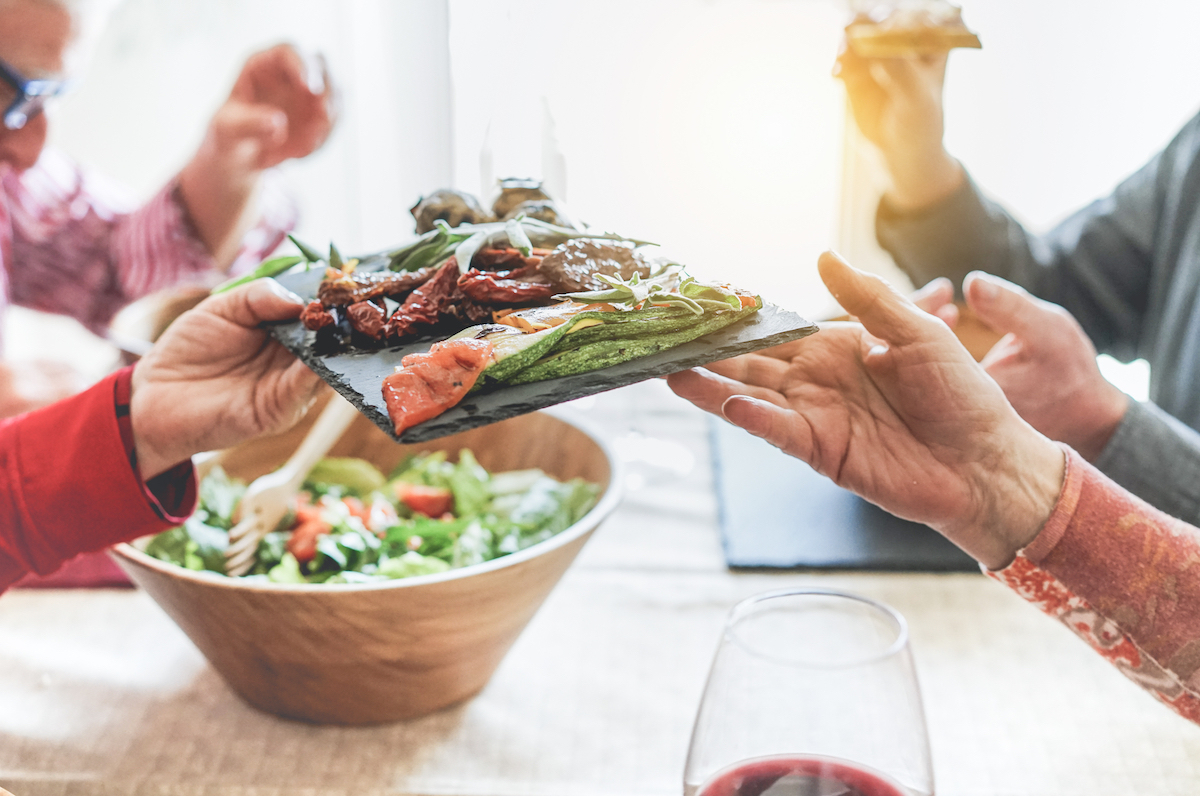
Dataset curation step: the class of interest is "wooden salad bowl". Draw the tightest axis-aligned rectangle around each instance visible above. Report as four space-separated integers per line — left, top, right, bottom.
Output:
111 404 620 725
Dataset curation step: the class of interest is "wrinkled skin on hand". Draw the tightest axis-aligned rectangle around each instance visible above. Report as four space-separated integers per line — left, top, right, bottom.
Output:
130 280 323 480
668 252 1065 570
912 271 1129 461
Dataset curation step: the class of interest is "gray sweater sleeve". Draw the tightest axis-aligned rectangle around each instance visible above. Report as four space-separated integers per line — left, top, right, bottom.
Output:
874 113 1200 522
1094 399 1200 525
873 115 1200 362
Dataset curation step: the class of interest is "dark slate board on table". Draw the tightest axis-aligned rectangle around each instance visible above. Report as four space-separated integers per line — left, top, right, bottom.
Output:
710 416 979 572
268 257 820 443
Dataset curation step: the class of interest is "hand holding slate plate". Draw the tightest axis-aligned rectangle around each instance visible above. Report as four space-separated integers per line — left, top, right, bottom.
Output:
268 254 818 444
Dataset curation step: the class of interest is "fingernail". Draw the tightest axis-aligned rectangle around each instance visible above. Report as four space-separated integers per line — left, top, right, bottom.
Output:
723 395 768 436
971 275 997 302
265 278 305 304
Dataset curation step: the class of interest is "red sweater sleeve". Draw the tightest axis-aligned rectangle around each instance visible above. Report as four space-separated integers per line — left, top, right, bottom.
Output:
989 446 1200 724
0 368 196 592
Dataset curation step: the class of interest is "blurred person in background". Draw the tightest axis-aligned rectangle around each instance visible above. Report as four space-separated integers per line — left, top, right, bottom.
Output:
0 0 336 416
669 251 1200 725
836 46 1200 527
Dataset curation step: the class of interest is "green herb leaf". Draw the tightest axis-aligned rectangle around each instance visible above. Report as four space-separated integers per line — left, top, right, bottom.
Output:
198 466 245 527
268 553 306 584
449 450 490 516
305 458 387 497
209 255 304 295
556 265 707 315
378 551 451 579
289 235 325 263
505 216 533 258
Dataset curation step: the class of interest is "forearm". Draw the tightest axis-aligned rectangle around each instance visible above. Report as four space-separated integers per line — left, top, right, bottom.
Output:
876 174 1034 291
177 152 262 271
989 447 1200 724
0 369 195 592
881 147 965 214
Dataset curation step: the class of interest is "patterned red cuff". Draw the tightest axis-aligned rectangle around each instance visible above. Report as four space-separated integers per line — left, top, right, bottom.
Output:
986 447 1200 724
113 366 196 523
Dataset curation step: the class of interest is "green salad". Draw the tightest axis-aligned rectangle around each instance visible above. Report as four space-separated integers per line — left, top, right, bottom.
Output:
145 450 600 585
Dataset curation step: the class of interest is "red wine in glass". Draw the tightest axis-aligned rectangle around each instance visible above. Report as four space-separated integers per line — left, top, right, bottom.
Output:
683 590 934 796
695 755 917 796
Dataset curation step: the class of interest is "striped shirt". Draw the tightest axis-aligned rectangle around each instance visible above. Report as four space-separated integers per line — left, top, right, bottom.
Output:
0 148 296 349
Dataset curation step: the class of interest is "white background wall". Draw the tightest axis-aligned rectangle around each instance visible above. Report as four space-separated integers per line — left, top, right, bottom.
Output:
49 0 453 253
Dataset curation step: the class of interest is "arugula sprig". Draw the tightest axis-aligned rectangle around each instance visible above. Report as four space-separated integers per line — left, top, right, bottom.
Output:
556 265 745 316
417 216 656 275
387 220 476 272
209 235 334 295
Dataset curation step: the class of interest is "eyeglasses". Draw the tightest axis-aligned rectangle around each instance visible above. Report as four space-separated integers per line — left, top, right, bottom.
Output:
0 56 68 130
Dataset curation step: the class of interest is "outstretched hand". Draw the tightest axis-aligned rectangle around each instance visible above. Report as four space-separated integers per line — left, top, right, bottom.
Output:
960 272 1129 460
130 280 323 480
667 252 1065 569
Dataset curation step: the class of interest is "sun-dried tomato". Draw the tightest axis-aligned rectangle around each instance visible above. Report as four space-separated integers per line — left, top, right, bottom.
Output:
385 260 461 339
346 301 387 340
300 300 336 331
456 270 556 305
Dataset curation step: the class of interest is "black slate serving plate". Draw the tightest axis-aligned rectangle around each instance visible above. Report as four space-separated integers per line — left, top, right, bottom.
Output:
269 256 820 442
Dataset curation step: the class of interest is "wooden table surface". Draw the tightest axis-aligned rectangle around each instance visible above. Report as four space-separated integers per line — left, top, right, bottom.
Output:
2 381 1199 796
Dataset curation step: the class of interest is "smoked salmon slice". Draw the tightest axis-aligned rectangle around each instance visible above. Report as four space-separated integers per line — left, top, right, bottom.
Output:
382 338 495 435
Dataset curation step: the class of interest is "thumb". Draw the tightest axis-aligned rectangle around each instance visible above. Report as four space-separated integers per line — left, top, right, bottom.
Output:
962 271 1048 339
210 102 287 147
199 278 306 329
818 250 938 348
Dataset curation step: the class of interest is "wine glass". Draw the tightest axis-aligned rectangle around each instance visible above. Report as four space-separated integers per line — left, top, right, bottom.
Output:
684 589 934 796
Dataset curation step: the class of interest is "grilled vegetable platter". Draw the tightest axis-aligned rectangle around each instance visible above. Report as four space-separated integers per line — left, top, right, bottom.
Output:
254 198 818 443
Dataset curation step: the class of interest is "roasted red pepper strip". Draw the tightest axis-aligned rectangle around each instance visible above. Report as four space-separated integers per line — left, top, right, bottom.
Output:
381 337 495 434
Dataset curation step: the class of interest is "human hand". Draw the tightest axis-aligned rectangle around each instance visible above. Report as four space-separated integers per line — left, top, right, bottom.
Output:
130 280 323 480
179 44 337 267
834 45 963 211
206 43 336 173
667 252 1064 569
908 275 958 325
962 271 1129 461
